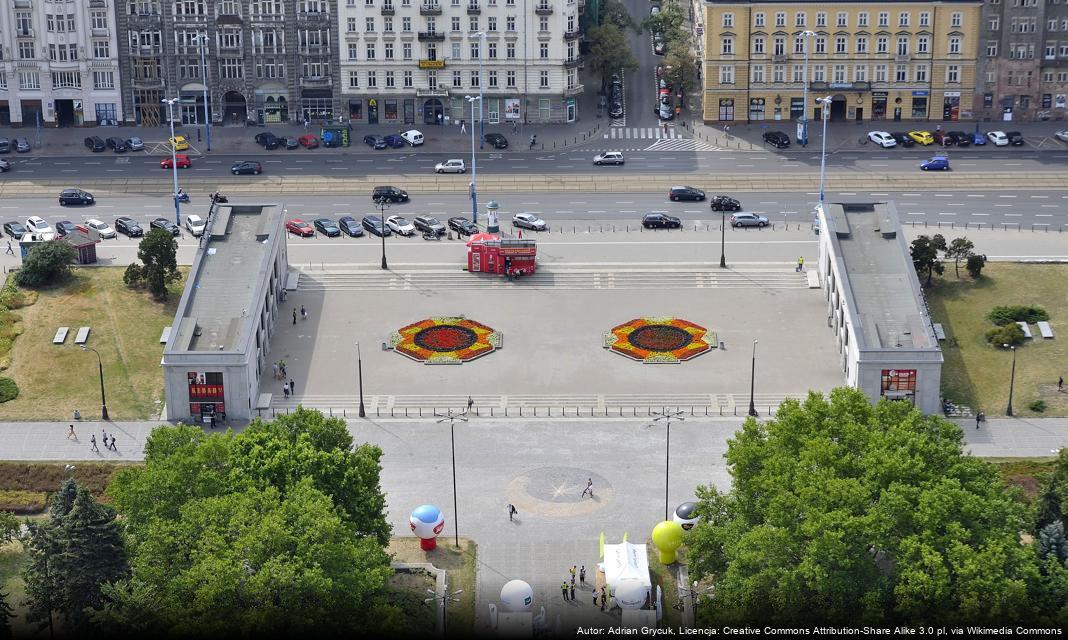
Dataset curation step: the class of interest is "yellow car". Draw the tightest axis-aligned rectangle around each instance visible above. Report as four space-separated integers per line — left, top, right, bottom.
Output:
908 130 934 145
169 135 190 151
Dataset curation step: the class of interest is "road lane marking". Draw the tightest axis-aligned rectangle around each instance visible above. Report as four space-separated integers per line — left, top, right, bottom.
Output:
1005 213 1022 216
1030 195 1049 198
998 195 1017 198
1041 204 1058 208
971 213 990 216
1036 214 1054 217
966 194 985 197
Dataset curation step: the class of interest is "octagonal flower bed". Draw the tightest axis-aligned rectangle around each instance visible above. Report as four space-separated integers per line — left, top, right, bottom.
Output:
390 316 502 365
603 317 716 364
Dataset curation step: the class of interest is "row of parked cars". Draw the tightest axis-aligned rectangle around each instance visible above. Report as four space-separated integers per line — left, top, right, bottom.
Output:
867 129 1025 147
285 214 484 239
84 135 146 153
0 137 31 154
3 214 205 241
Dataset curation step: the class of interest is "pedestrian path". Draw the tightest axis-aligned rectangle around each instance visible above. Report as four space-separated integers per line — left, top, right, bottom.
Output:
603 126 682 140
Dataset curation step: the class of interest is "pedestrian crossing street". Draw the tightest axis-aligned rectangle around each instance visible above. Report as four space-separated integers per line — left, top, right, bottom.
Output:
604 126 682 140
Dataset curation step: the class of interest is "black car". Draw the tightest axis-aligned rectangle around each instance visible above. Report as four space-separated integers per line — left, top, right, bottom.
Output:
448 216 480 236
641 213 681 229
0 138 11 154
106 137 128 152
372 185 409 203
231 161 262 175
338 216 364 237
483 133 509 149
59 188 94 205
314 218 341 237
150 218 180 236
609 100 624 118
114 216 143 237
3 222 26 239
55 221 76 237
361 215 391 237
254 132 279 150
280 136 300 150
414 215 446 236
363 134 387 149
1007 131 1025 145
84 136 106 152
669 186 705 202
947 131 971 147
710 195 742 212
890 132 916 148
762 131 790 148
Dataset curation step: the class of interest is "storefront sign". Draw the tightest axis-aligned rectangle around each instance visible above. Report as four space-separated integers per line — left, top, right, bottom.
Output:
943 91 961 98
912 91 929 97
419 60 445 69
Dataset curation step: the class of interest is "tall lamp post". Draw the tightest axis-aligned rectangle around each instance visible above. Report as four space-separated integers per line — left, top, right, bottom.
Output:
162 97 182 226
80 346 109 421
465 95 482 223
425 580 464 637
195 33 212 151
719 210 727 268
436 408 467 547
747 339 759 417
649 410 685 521
798 30 815 146
373 198 390 269
1004 344 1017 416
477 31 486 149
355 341 366 418
816 96 832 207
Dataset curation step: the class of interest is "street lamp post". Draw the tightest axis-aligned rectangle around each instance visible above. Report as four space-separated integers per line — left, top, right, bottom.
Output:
355 341 366 418
425 580 464 637
436 409 467 547
747 339 759 417
1004 344 1017 416
649 410 685 521
466 95 482 224
816 96 832 207
374 199 390 269
80 346 108 421
799 31 815 147
195 33 212 151
719 210 727 268
477 31 486 150
162 97 182 226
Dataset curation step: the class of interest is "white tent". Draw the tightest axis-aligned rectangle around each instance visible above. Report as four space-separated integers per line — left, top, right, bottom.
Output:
602 541 652 609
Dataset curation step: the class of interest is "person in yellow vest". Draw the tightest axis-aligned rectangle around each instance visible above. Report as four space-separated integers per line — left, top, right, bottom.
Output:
796 256 805 272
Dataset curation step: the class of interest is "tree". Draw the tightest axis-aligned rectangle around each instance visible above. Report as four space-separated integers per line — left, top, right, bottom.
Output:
966 253 987 278
641 0 686 44
599 0 638 33
122 263 144 288
0 511 18 545
944 237 975 278
1036 448 1068 532
662 43 699 96
1037 521 1068 563
586 24 638 90
136 229 179 300
686 388 1058 625
0 589 14 639
15 241 75 288
910 234 946 286
22 522 60 637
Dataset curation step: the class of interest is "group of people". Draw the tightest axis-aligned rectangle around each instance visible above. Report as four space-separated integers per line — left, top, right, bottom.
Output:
560 564 608 610
273 360 288 380
89 428 117 453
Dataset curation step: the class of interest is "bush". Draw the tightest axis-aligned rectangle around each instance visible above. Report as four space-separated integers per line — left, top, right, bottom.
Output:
0 490 47 514
0 276 35 309
1029 399 1048 413
14 240 75 288
985 323 1026 347
123 262 144 288
987 305 1050 326
0 377 18 403
966 253 986 278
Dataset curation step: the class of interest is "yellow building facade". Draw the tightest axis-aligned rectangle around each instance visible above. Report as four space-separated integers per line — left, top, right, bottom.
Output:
700 1 982 125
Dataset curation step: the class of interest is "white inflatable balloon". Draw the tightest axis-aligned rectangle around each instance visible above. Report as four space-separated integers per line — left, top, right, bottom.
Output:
500 579 534 612
615 581 648 610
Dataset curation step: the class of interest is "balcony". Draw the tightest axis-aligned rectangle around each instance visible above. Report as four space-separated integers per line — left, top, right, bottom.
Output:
137 45 163 56
418 31 445 42
416 87 449 97
420 3 441 16
564 56 583 69
381 3 395 15
773 54 787 63
535 3 553 15
301 76 330 86
91 27 109 36
564 28 582 39
298 10 329 21
467 2 480 14
13 0 31 7
16 29 33 38
14 60 39 68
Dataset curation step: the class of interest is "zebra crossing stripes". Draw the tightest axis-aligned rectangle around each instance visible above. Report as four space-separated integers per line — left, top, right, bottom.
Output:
603 127 682 140
644 138 724 152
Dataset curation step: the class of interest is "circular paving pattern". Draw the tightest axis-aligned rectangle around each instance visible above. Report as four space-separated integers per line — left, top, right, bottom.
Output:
390 316 502 365
414 325 479 352
505 467 613 518
604 317 717 364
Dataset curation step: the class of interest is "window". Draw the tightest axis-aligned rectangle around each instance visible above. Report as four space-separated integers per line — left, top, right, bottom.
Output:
949 36 961 55
774 36 785 56
91 11 108 30
792 64 804 82
452 43 461 59
220 58 242 78
506 42 515 59
721 37 733 55
753 37 764 55
751 65 764 83
897 36 909 56
452 70 461 87
895 64 907 82
722 13 733 28
898 12 909 27
385 42 394 59
15 12 31 35
366 43 375 59
794 12 804 27
384 17 393 31
815 12 826 27
856 36 867 54
367 71 377 87
18 42 34 60
1043 71 1053 82
19 71 39 89
539 70 548 88
986 41 998 57
915 64 927 82
1050 19 1058 31
347 17 356 32
812 64 825 82
919 12 930 27
506 16 515 31
874 64 887 82
835 36 847 54
947 64 959 83
471 42 480 59
402 17 411 31
403 42 412 59
878 12 888 28
794 35 805 54
854 65 867 82
488 42 496 59
93 71 114 89
67 14 75 32
719 65 734 84
876 36 888 54
836 12 847 27
488 70 497 87
775 12 785 27
52 71 80 88
539 42 548 58
506 70 515 87
858 12 868 28
989 17 999 31
814 36 825 54
754 12 764 28
917 36 929 54
488 17 496 31
366 17 375 31
539 16 547 31
385 70 394 87
1061 45 1068 56
93 41 110 58
470 16 478 31
772 64 784 83
951 12 962 28
833 64 846 83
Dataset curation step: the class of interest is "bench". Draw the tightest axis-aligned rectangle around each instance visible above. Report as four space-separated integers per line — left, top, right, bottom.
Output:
1037 321 1054 339
159 326 172 344
1016 321 1033 339
52 327 69 345
933 323 947 341
74 327 90 344
806 270 820 288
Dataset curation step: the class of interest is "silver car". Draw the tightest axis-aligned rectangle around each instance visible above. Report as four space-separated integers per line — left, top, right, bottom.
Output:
1055 130 1068 143
512 213 547 231
125 137 145 151
729 212 769 228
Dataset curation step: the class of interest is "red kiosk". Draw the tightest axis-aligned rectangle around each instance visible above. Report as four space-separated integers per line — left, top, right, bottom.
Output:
466 233 537 278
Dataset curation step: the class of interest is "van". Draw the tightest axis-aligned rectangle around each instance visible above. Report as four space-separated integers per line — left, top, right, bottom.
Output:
401 130 424 146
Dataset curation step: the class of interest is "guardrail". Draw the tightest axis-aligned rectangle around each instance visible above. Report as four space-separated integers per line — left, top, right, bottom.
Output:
258 404 785 419
904 220 1068 233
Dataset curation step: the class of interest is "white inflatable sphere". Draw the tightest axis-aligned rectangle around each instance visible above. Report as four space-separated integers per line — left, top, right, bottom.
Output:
500 579 534 612
615 581 648 610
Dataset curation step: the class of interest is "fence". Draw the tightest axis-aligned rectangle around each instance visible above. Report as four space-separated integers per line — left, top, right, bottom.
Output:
258 404 785 419
904 220 1068 233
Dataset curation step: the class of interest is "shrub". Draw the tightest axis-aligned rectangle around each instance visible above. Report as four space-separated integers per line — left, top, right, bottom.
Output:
0 377 18 403
123 262 144 288
1029 399 1047 413
965 254 986 279
0 276 35 309
0 490 47 514
985 323 1026 347
14 240 75 288
987 305 1050 326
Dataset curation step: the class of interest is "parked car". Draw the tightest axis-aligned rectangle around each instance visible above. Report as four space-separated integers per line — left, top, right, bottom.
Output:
0 138 10 154
890 132 916 148
987 130 1009 146
868 131 897 148
434 159 466 173
920 155 950 171
0 159 10 173
285 219 314 237
512 213 547 231
362 215 392 237
59 188 94 205
668 186 705 202
84 219 115 238
971 130 987 145
150 218 180 236
85 136 106 152
185 214 205 237
386 215 416 236
169 135 190 151
762 131 790 148
3 222 27 239
160 154 191 169
364 134 387 150
383 134 406 148
125 137 145 151
13 138 30 153
338 216 364 237
729 212 769 228
609 99 624 118
24 216 53 239
299 134 320 149
653 36 666 55
55 221 76 237
313 218 341 237
400 130 424 146
448 216 479 236
908 131 935 145
231 160 262 175
106 137 128 152
254 132 279 149
947 131 971 147
1055 130 1068 143
413 215 446 236
279 136 300 150
641 213 681 229
709 195 742 212
483 133 509 149
372 185 409 203
593 151 625 165
1007 131 1025 145
933 130 953 146
114 216 143 237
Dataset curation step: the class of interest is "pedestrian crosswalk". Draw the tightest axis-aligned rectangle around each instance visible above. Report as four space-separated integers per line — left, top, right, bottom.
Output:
604 126 682 140
645 138 723 152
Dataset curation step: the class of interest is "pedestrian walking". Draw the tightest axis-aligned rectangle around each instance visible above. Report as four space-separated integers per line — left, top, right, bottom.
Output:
90 435 98 452
529 134 536 149
569 565 577 582
1059 376 1064 391
304 117 309 130
517 229 523 239
512 121 518 133
272 362 279 379
209 413 216 429
283 384 290 399
4 241 12 255
293 308 297 325
976 411 984 429
437 113 444 126
579 566 586 585
460 119 466 133
301 305 307 320
569 583 576 600
593 588 599 606
600 589 607 610
561 582 569 601
289 378 296 394
109 434 116 451
467 395 474 412
507 503 517 521
67 424 76 440
280 362 287 378
581 478 593 498
724 125 731 136
102 428 107 444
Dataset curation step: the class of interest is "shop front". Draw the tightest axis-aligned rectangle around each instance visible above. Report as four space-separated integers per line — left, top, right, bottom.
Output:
911 91 928 119
942 91 960 121
871 92 887 120
301 89 334 123
179 83 209 125
187 371 226 423
718 98 735 121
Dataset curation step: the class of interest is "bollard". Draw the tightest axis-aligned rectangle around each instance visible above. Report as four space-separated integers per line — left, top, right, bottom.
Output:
329 408 333 417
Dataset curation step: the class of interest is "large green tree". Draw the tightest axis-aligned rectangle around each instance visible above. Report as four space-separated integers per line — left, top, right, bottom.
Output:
15 240 75 288
641 0 686 44
686 388 1065 626
136 228 180 300
1036 448 1068 532
910 234 946 286
944 237 976 278
599 0 638 33
586 23 638 90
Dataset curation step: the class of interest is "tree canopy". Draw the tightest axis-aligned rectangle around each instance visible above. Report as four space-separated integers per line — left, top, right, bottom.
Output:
586 23 638 88
136 228 180 299
15 240 75 288
685 388 1068 626
910 234 946 287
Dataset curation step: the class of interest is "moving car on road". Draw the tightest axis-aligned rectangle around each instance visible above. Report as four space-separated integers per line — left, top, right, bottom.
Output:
313 218 341 237
1055 130 1068 143
169 135 190 151
890 132 916 147
710 195 742 212
85 136 106 152
641 213 681 229
386 215 416 236
338 216 364 237
1007 131 1025 145
160 154 191 169
414 216 446 236
448 216 479 236
435 159 467 173
59 188 94 205
150 218 181 236
908 131 934 145
400 130 424 146
231 160 262 175
185 215 205 237
593 151 625 165
24 216 53 239
668 186 705 202
372 185 409 203
285 219 314 237
114 216 143 237
920 155 950 171
512 213 547 231
987 130 1009 146
3 222 26 239
867 131 897 148
362 215 392 237
483 133 509 149
363 134 387 150
762 131 790 148
84 219 115 238
0 159 10 173
730 212 769 228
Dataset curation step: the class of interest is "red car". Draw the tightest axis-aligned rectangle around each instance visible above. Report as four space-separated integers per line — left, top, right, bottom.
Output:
285 218 314 237
160 154 191 169
298 134 320 149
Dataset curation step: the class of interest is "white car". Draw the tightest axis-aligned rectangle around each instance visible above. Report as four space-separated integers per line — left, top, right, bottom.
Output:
593 151 625 165
400 129 424 146
385 215 416 236
987 130 1009 146
1055 130 1068 143
434 159 466 173
84 218 115 239
24 216 54 239
868 131 897 148
512 213 547 231
185 214 206 237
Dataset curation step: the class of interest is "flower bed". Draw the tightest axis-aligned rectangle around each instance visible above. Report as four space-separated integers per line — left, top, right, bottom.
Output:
604 317 716 364
390 316 502 365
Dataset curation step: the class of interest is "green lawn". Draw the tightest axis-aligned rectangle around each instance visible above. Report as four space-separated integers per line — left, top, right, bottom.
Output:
647 544 683 628
0 268 184 421
0 541 33 638
388 537 477 637
926 264 1068 417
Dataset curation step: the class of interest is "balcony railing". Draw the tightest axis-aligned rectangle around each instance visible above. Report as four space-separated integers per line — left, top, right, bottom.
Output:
418 31 445 41
16 28 33 38
467 2 480 14
564 28 582 39
420 3 441 16
535 3 552 15
895 54 910 61
91 27 109 36
381 3 395 14
564 56 583 68
772 54 787 62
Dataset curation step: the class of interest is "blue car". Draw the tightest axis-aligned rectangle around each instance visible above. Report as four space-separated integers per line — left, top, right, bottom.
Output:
920 155 950 171
383 134 405 148
971 130 987 145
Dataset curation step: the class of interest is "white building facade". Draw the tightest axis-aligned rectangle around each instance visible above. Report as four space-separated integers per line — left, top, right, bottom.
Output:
0 0 122 126
339 0 583 127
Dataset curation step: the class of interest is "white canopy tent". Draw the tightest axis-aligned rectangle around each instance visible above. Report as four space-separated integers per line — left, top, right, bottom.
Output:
601 541 652 609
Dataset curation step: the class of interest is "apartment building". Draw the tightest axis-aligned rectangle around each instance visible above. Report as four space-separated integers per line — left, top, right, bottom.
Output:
116 0 341 127
0 0 123 126
700 1 982 124
339 0 584 127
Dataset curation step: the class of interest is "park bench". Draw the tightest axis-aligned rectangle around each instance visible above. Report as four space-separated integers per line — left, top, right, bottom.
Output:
74 327 90 344
933 323 946 341
52 327 69 345
1037 321 1055 339
1016 322 1033 339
